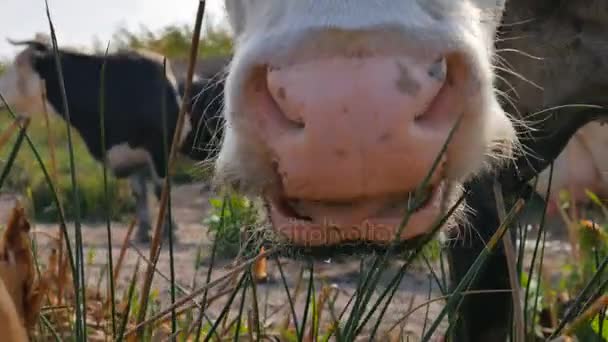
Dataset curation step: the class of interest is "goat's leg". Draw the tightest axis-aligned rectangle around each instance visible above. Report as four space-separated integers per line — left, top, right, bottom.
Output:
130 171 152 243
152 178 179 243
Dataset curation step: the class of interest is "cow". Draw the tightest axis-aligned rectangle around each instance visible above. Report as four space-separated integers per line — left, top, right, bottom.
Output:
215 0 516 249
212 1 608 341
451 1 608 340
534 121 608 219
0 35 225 244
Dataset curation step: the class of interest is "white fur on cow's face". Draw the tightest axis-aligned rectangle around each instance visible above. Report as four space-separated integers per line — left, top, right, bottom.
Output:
0 49 56 116
216 0 517 246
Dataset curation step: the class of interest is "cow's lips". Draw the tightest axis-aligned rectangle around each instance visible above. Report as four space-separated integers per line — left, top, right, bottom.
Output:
265 181 447 247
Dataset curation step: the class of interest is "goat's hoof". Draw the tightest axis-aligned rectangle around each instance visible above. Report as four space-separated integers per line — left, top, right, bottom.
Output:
135 226 152 244
162 222 179 243
135 234 151 244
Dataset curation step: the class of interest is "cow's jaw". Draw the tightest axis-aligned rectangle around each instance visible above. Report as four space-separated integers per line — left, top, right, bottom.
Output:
265 180 450 247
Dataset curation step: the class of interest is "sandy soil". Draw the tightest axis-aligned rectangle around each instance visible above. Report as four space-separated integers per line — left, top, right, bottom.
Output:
0 182 578 340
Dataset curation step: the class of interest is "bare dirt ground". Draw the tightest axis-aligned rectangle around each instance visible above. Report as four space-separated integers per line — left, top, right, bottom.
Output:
0 182 577 340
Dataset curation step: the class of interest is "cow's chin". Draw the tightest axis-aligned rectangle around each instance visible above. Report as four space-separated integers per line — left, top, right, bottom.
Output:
263 180 447 250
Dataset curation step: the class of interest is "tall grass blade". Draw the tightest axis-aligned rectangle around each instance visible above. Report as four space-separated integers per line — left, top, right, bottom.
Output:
234 272 249 341
0 117 29 189
597 256 607 341
202 270 248 342
117 258 142 342
516 222 528 280
422 276 433 337
439 245 449 294
39 80 59 185
550 255 608 338
299 261 315 342
112 218 136 282
0 116 24 149
493 181 524 342
367 267 407 340
358 191 466 338
524 163 553 334
135 2 207 336
421 253 447 295
339 258 375 339
192 193 226 342
421 198 525 342
126 248 276 335
192 248 219 340
160 56 179 342
43 1 87 337
563 295 608 338
40 313 63 342
97 40 117 338
275 255 301 340
0 94 78 316
323 288 343 342
530 228 547 337
248 266 262 340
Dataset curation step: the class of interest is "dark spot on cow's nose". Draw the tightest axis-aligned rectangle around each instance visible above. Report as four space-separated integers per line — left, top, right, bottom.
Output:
335 149 348 158
378 132 391 142
395 61 421 95
278 87 286 100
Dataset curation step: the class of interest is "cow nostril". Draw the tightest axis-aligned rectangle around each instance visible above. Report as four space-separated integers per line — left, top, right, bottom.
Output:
427 56 447 82
413 54 467 126
263 65 307 129
243 66 307 132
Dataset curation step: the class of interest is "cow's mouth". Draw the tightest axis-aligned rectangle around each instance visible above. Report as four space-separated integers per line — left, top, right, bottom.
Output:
264 180 447 248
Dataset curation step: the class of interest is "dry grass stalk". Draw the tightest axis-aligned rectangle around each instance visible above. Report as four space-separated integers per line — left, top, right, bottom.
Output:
135 2 208 337
0 202 49 341
253 246 268 283
562 295 608 338
0 116 27 149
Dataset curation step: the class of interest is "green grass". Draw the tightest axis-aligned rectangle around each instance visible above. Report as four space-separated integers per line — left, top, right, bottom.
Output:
521 188 608 341
0 110 136 222
109 24 233 59
0 110 200 222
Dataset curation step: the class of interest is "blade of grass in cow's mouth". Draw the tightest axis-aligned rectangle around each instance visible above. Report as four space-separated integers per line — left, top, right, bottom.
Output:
264 180 447 247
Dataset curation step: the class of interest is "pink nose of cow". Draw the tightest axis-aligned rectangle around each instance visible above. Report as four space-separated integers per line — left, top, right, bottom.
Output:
249 55 464 245
263 56 458 199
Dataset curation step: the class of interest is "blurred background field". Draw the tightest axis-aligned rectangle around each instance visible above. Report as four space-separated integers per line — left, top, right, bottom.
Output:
0 24 231 222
